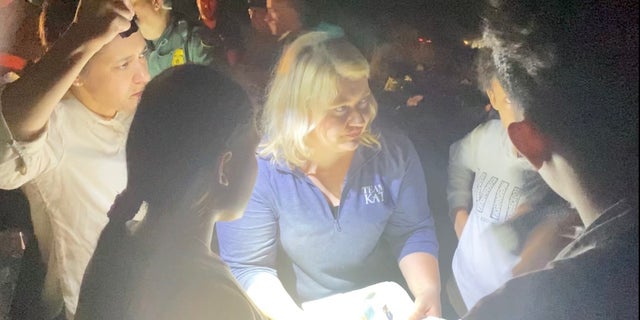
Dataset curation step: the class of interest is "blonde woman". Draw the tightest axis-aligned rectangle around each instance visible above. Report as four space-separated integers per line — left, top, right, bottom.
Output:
217 31 441 320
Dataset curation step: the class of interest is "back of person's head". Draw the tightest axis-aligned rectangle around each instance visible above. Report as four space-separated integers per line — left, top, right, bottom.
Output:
75 64 254 318
475 48 522 128
368 22 424 88
39 0 78 50
124 64 254 220
259 31 378 168
482 0 639 205
475 48 497 93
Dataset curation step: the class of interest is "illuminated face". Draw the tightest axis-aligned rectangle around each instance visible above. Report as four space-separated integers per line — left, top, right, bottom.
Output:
132 0 169 40
74 32 150 117
197 0 218 29
487 77 522 129
218 123 260 221
308 77 375 153
265 0 302 37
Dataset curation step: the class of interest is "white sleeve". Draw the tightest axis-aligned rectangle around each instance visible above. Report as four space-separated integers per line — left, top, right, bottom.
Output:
446 122 486 216
0 83 63 189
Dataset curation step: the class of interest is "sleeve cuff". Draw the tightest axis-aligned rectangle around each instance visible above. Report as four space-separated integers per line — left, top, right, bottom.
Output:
448 194 472 212
0 83 51 176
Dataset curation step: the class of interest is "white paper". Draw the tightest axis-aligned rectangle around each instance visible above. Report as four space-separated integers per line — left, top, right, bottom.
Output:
302 281 418 320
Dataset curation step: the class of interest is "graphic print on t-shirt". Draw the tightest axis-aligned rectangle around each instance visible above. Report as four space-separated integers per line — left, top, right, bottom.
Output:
473 172 521 223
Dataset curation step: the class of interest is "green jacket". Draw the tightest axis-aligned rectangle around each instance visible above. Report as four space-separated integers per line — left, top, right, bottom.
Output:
146 17 227 78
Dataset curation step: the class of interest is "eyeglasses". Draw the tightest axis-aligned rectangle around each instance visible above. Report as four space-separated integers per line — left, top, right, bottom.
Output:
119 18 139 38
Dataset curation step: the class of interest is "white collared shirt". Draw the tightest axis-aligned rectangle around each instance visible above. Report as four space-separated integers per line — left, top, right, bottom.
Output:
0 90 132 319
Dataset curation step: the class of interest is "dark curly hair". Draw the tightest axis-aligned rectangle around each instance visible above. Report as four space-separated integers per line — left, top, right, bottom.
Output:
475 48 498 92
482 0 639 206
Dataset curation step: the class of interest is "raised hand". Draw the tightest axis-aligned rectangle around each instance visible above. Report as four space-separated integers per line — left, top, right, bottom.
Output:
72 0 135 49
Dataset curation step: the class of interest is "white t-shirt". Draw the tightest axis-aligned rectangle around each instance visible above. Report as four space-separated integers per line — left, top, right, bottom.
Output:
0 93 132 319
447 120 537 310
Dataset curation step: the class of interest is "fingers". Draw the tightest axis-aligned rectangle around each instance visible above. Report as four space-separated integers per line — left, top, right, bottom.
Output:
71 0 136 47
111 0 135 22
121 0 134 15
410 293 442 320
78 0 132 19
408 301 429 320
110 4 136 36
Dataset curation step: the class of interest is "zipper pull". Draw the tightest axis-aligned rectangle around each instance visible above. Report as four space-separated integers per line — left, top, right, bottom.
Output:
334 218 342 232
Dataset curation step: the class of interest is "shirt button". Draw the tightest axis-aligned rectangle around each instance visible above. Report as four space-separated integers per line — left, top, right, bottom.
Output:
18 158 27 175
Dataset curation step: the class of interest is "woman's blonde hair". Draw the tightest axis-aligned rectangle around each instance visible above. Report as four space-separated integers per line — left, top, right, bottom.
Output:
259 31 379 168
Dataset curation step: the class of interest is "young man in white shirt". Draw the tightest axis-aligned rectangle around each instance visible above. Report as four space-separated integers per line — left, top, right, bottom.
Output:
0 0 149 318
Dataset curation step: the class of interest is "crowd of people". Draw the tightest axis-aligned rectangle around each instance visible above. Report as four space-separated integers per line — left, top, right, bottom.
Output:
0 0 637 319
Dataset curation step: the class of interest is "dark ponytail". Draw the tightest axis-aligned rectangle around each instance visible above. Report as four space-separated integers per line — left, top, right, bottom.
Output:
107 189 144 223
75 189 143 320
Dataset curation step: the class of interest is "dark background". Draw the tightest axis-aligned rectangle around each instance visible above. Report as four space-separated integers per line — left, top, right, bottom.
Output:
1 0 485 63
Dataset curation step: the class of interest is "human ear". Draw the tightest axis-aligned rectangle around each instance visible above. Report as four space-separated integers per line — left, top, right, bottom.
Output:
217 151 232 187
508 120 552 170
486 89 497 111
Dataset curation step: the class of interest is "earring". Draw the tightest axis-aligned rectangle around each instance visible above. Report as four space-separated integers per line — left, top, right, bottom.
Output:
219 173 229 187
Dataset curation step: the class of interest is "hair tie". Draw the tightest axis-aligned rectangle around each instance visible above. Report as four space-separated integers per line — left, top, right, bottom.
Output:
108 189 142 222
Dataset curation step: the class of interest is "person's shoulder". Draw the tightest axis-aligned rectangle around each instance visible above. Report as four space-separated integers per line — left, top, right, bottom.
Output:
187 22 214 43
582 200 638 248
173 18 192 33
473 118 503 135
460 119 504 146
374 123 415 154
253 154 292 187
48 97 81 127
175 259 266 319
165 18 197 43
365 124 420 174
256 154 278 172
164 283 264 319
256 152 295 172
